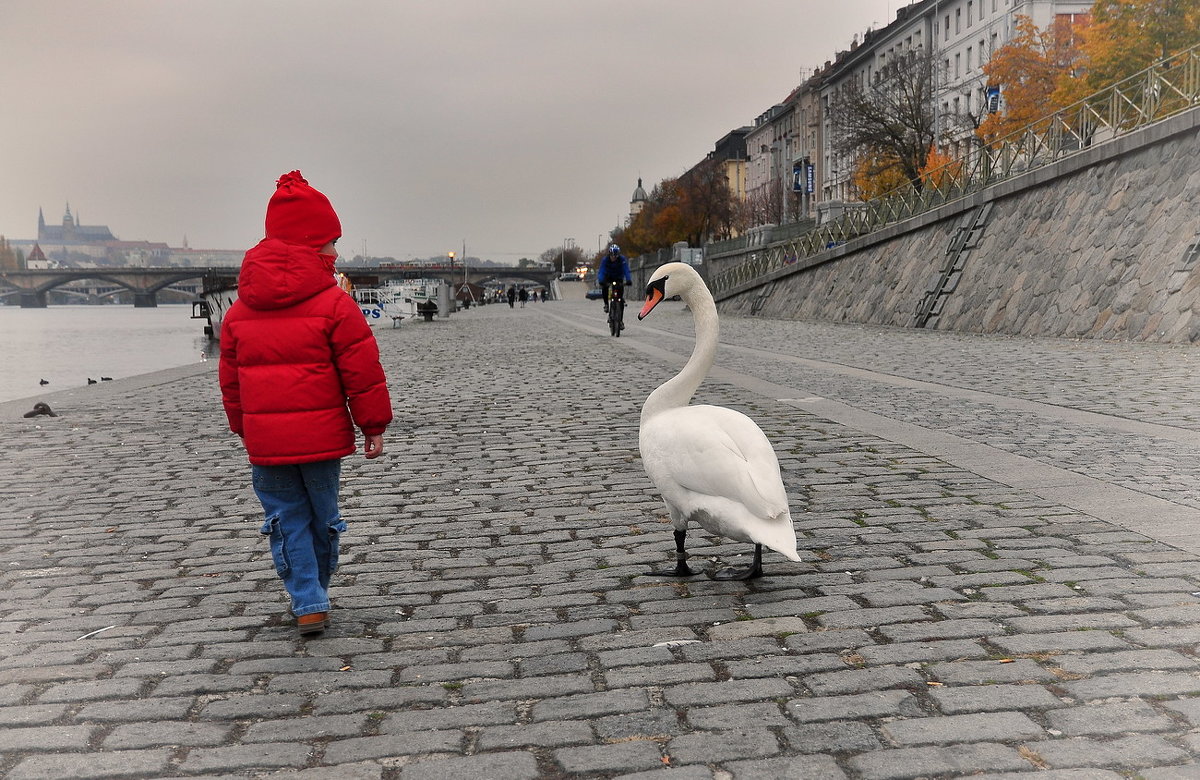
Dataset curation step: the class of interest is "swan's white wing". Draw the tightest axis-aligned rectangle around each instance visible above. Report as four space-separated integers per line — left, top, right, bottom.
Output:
640 404 789 520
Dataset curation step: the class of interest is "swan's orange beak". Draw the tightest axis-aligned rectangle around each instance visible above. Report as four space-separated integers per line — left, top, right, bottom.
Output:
638 288 667 319
639 277 667 319
638 289 663 320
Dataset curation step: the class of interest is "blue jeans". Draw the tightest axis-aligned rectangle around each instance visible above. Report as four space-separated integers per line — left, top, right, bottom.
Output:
252 459 345 617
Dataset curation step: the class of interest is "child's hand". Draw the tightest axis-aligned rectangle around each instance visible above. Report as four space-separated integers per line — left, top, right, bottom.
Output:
363 434 384 459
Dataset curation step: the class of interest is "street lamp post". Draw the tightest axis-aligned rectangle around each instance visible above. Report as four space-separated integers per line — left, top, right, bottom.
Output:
781 143 789 225
562 238 575 276
933 0 941 153
770 143 784 224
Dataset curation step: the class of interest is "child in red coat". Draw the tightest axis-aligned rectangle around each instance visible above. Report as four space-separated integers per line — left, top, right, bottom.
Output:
220 171 392 636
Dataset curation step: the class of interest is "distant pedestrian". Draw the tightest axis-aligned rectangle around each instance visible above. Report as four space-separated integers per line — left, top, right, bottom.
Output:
507 285 516 308
219 170 392 637
518 286 528 308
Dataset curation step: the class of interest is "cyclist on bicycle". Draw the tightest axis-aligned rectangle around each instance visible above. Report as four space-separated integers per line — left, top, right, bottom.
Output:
596 244 632 314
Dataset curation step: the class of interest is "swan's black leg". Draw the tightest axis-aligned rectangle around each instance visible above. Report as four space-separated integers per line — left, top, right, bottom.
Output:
647 529 698 577
710 544 764 581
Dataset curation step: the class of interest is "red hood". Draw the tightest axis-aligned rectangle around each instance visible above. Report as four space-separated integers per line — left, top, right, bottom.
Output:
237 238 336 310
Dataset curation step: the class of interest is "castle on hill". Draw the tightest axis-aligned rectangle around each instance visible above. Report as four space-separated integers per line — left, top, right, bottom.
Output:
6 205 243 268
38 204 116 244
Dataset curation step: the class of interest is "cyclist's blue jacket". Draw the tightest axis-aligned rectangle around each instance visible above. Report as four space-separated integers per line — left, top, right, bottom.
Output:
597 253 632 286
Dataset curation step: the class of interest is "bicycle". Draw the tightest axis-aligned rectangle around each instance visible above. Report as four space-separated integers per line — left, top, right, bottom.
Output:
606 281 625 337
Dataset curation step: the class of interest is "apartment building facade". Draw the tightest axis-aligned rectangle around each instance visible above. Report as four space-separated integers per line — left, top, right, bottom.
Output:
742 0 1091 209
936 0 1090 158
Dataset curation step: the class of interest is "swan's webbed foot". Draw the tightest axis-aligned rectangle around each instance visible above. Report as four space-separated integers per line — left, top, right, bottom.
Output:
708 564 763 581
708 544 764 581
646 528 699 577
647 561 700 577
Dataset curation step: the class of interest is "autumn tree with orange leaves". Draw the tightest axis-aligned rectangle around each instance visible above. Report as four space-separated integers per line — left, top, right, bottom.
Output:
1074 0 1200 96
919 146 963 190
851 153 909 201
0 237 19 272
851 145 963 201
976 15 1087 145
977 0 1198 144
674 158 740 246
608 160 740 258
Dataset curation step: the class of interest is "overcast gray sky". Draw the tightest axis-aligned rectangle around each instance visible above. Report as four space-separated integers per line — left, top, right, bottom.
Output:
2 0 897 263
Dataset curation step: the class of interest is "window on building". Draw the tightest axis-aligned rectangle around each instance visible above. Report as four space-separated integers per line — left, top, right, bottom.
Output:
967 1 973 26
991 32 998 53
955 8 961 34
1055 13 1091 47
967 46 973 69
944 14 950 40
955 52 961 78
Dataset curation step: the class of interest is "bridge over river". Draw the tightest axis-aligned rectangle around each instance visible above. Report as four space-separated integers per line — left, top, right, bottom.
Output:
0 264 565 307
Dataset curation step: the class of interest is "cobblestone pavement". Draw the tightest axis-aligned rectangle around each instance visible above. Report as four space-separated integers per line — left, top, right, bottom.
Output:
2 299 1200 779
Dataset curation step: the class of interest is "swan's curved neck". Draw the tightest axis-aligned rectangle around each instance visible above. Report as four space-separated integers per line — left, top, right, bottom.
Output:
642 287 718 422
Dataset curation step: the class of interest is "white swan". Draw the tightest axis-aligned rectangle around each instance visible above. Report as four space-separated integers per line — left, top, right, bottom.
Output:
637 262 801 580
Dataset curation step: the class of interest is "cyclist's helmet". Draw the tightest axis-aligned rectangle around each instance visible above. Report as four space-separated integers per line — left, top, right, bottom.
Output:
608 244 620 255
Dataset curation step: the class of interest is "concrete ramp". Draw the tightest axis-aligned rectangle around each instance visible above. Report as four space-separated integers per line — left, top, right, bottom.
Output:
555 279 592 302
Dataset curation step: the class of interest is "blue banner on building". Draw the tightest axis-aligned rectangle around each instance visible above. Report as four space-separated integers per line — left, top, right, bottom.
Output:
793 160 815 194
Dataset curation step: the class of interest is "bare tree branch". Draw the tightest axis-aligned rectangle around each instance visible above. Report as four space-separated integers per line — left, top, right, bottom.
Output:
829 49 941 189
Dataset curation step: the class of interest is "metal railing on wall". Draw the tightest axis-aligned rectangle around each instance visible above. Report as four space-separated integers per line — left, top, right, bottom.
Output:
709 41 1200 298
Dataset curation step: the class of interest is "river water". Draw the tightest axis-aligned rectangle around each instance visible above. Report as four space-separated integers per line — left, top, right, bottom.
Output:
0 305 215 403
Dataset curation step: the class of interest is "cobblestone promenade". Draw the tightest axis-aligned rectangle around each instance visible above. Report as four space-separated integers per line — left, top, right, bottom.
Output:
2 297 1200 779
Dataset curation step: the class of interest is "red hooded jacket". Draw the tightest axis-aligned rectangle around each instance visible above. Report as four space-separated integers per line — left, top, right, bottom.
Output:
219 238 392 465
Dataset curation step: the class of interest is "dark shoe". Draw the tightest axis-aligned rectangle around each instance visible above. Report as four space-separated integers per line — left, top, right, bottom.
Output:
603 305 609 313
297 611 328 636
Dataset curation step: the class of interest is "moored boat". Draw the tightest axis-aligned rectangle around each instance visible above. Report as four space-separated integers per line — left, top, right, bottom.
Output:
352 278 446 325
191 273 239 338
194 273 445 337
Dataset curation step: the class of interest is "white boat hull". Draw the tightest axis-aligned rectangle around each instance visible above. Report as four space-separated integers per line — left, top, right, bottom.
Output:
193 285 238 338
354 279 445 326
196 277 444 337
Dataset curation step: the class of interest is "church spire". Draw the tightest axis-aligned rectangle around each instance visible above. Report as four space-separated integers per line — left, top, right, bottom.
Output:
630 177 649 219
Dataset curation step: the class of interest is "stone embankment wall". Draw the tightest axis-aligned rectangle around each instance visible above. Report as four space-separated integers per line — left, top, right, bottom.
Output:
717 108 1200 343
